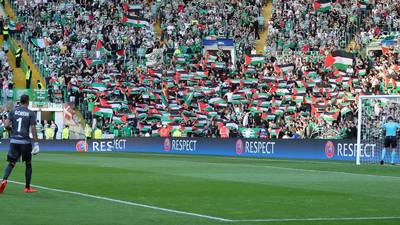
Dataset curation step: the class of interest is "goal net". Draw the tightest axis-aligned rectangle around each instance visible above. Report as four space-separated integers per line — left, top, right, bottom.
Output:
357 95 400 165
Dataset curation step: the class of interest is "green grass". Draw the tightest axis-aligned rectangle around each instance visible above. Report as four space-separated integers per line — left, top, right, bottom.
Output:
0 152 400 225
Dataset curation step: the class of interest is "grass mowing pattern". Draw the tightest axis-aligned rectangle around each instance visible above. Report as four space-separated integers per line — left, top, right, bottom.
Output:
0 152 399 225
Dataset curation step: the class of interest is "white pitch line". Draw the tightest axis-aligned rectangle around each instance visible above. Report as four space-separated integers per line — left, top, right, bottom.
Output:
8 180 233 222
233 216 400 222
253 164 400 180
8 180 400 223
194 160 400 180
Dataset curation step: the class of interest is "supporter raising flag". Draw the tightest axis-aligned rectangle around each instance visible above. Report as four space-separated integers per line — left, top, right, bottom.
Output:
313 0 332 12
325 50 354 70
122 15 151 28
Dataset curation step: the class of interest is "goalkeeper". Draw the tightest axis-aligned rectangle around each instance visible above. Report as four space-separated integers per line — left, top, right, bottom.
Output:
380 116 400 165
0 95 39 193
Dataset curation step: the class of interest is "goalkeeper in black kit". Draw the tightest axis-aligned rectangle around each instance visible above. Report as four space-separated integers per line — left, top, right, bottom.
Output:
0 95 40 193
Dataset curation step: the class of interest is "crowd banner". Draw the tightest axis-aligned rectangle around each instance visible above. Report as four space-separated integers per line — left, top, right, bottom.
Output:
0 138 378 161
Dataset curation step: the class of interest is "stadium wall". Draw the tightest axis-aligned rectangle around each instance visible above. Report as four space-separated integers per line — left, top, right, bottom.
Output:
0 138 378 161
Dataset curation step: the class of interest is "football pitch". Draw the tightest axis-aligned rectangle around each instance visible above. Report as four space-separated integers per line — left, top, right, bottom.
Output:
0 152 400 225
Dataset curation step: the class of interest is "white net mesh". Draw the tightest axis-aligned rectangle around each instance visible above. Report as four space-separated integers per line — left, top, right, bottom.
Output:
358 96 400 164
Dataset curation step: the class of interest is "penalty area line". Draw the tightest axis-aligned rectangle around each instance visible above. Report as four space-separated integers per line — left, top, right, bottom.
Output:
8 180 233 222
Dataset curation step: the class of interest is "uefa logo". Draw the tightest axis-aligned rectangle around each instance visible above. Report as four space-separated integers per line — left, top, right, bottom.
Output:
164 138 171 152
236 139 244 155
76 140 88 152
325 141 335 158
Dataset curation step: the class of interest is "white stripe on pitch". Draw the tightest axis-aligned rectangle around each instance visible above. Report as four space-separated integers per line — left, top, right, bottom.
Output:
233 216 400 222
192 160 400 180
8 180 233 222
8 180 400 223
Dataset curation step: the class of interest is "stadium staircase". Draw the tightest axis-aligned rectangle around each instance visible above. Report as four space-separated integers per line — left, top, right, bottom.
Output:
154 13 162 39
2 1 45 90
347 38 357 51
0 5 25 89
2 1 86 139
255 0 273 54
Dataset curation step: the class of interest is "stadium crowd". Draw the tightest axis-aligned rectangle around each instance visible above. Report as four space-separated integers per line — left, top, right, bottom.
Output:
0 49 12 107
158 0 264 59
1 0 399 139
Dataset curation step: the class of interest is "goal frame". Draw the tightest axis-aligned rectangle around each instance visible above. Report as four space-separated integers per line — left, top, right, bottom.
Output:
356 95 400 165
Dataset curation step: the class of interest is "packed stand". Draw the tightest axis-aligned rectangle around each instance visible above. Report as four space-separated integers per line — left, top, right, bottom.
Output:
7 0 400 139
360 97 400 142
0 47 13 107
0 107 10 139
12 0 158 102
158 0 265 59
353 0 400 49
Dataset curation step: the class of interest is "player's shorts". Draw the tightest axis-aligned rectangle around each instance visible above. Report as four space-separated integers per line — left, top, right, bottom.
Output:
384 136 397 148
7 143 32 162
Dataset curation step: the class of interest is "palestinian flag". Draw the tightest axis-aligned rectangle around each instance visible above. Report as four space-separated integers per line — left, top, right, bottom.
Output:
122 15 150 27
292 95 304 103
314 0 332 12
325 50 354 70
195 71 209 77
91 83 107 92
123 3 143 12
93 106 113 116
270 129 280 137
116 49 125 56
277 63 295 74
341 106 352 115
198 102 213 112
30 38 49 49
274 65 282 74
209 97 226 105
356 69 366 76
204 54 217 63
96 39 103 50
267 115 276 121
113 115 128 124
244 54 265 65
100 99 122 108
321 111 340 122
85 58 104 67
304 71 318 77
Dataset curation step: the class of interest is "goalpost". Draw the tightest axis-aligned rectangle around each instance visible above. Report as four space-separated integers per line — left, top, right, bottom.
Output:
356 95 400 165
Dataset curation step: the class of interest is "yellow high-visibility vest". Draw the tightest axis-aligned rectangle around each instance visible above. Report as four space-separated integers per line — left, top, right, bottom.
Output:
62 128 69 139
172 129 182 137
26 70 31 80
2 25 9 35
94 129 102 139
45 127 54 140
85 126 92 138
15 48 22 58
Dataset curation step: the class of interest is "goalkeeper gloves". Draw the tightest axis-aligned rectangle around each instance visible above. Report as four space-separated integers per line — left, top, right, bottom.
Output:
32 142 40 155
